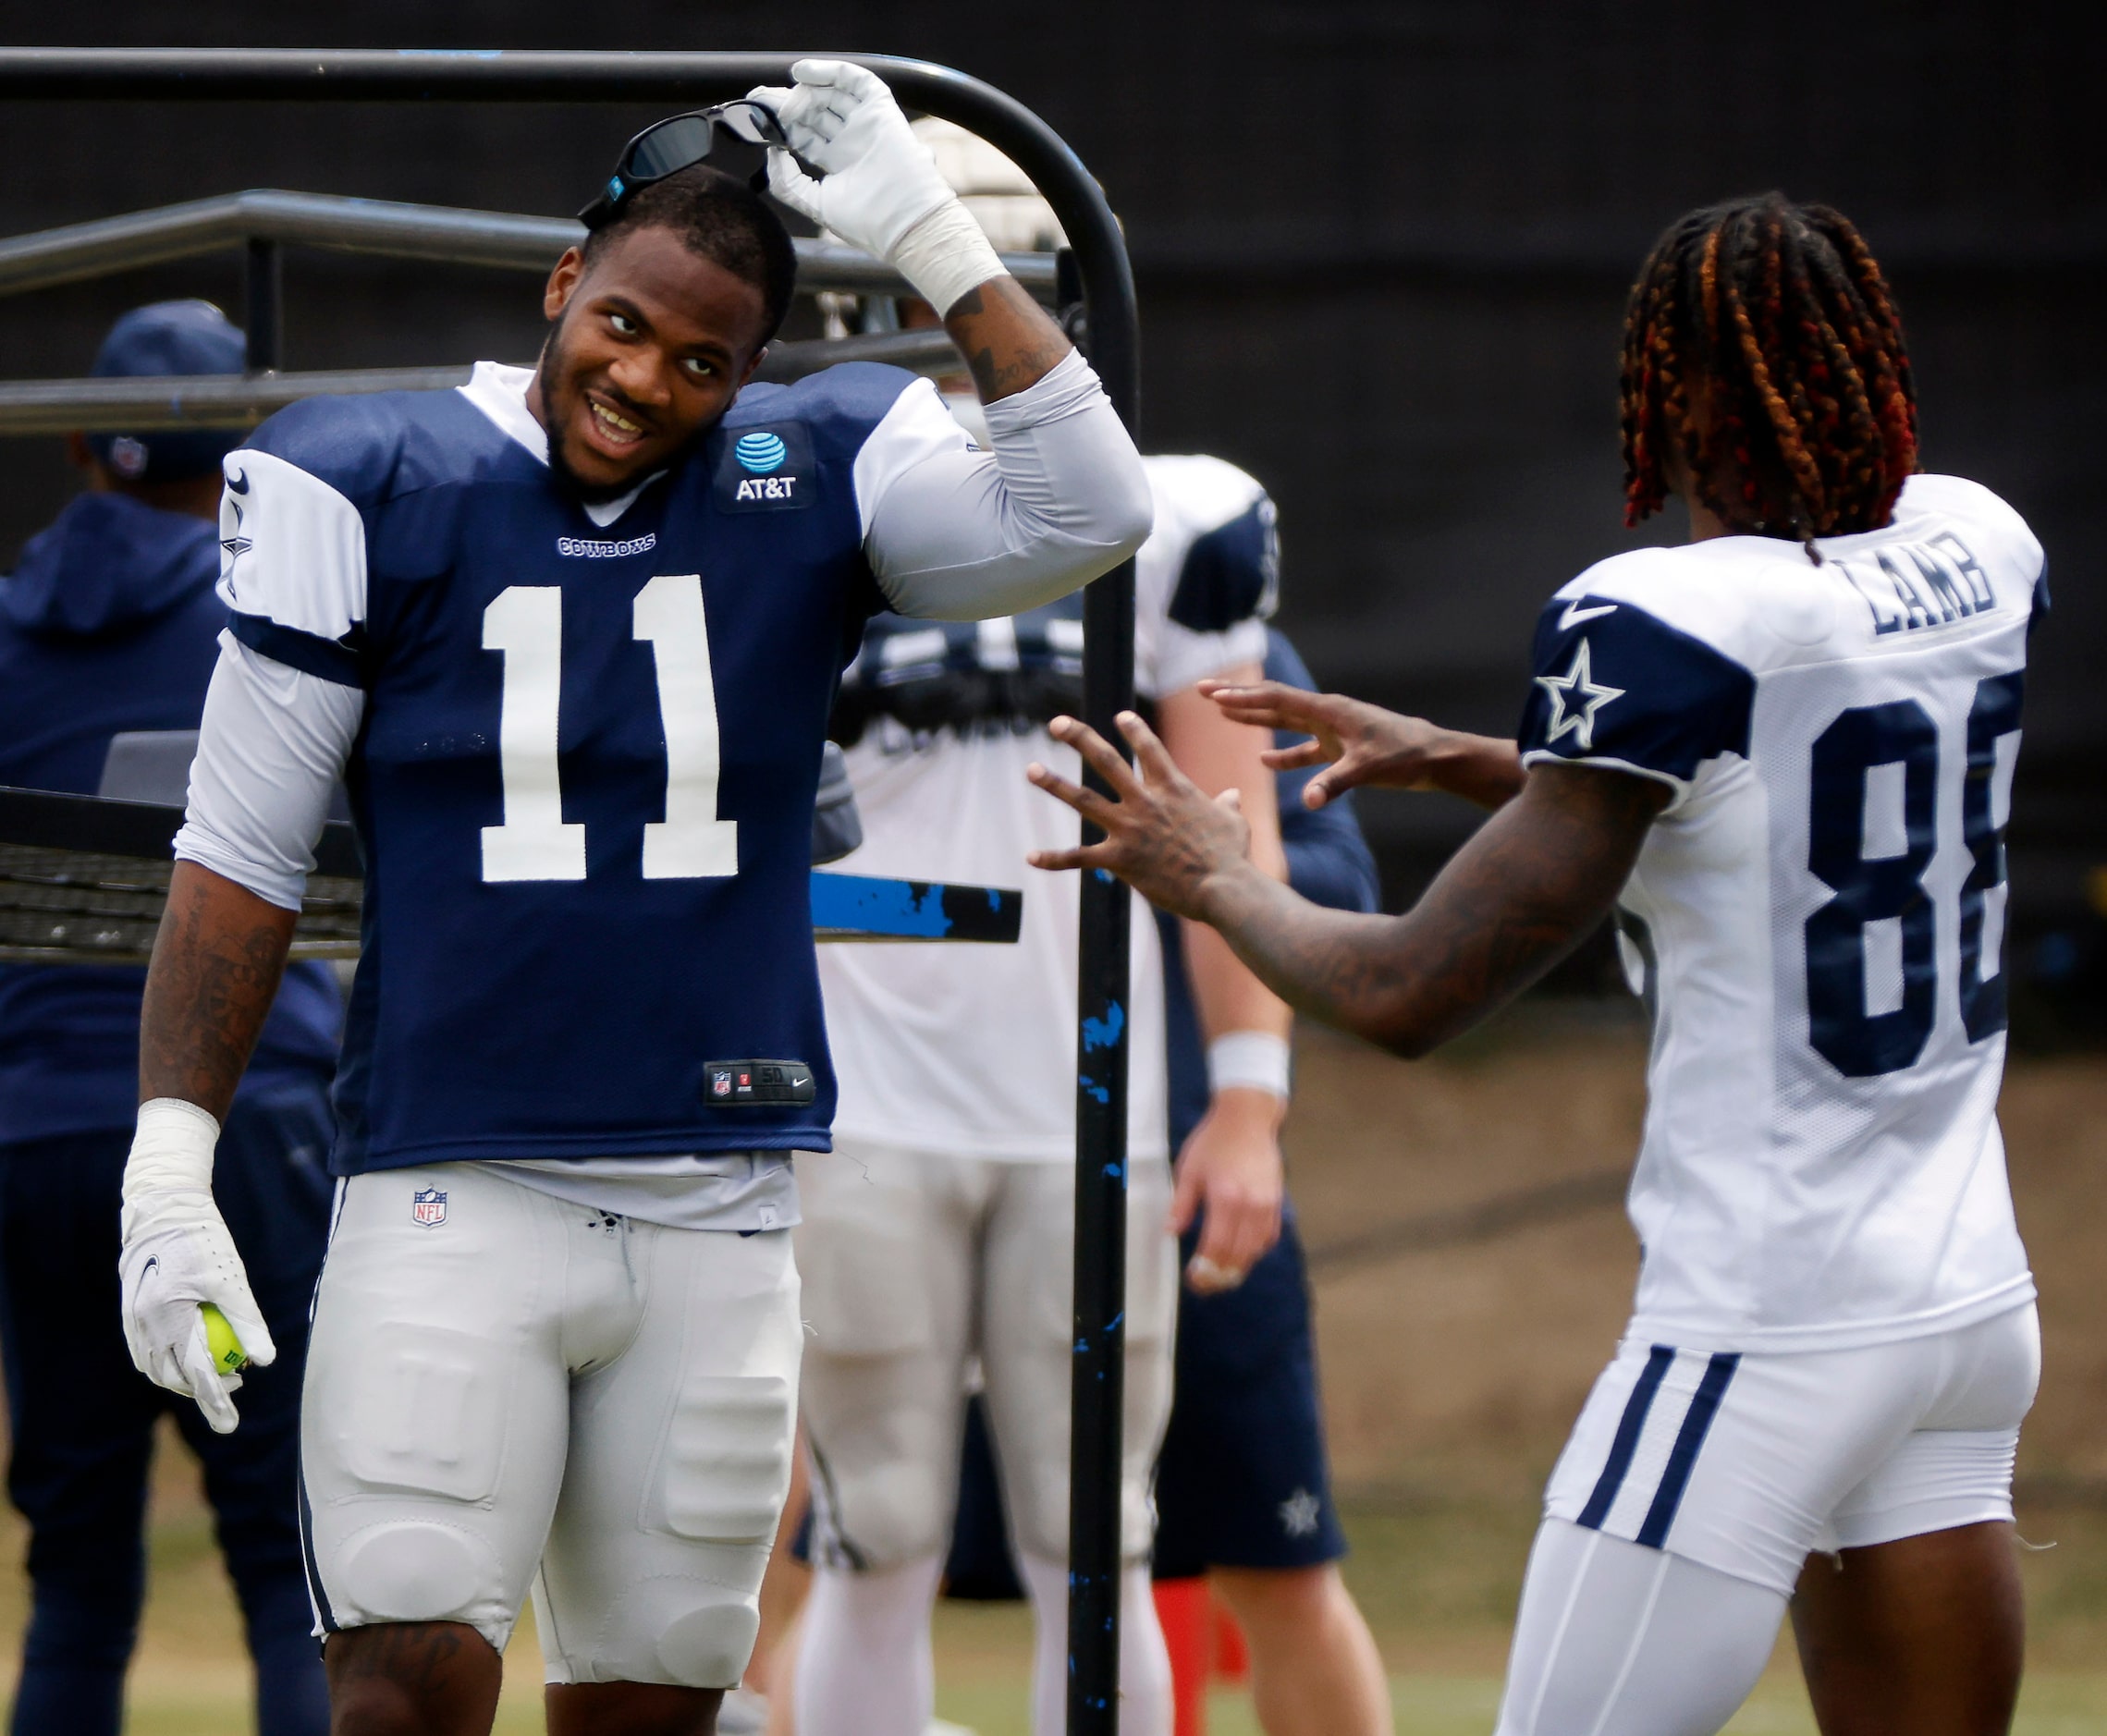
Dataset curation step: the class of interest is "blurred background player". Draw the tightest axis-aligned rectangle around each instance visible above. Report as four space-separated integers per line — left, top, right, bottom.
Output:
1028 193 2046 1736
1149 624 1392 1736
118 64 1149 1736
913 627 1396 1736
790 122 1293 1736
0 301 338 1736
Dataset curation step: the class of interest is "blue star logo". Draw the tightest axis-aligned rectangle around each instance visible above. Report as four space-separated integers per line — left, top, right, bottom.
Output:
1535 638 1624 751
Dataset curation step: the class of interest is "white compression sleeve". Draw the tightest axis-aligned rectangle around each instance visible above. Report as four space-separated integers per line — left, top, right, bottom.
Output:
1494 1519 1784 1736
174 634 364 911
1018 1553 1172 1736
859 351 1153 622
793 1556 944 1736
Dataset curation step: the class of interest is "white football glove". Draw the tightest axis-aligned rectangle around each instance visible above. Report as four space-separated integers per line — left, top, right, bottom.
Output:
118 1098 276 1435
747 59 1007 316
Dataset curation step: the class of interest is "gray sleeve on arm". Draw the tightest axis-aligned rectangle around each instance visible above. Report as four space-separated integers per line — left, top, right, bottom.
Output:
855 352 1155 622
173 634 365 911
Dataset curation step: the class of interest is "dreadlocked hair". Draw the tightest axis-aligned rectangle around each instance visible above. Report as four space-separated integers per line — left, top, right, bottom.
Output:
1619 193 1918 561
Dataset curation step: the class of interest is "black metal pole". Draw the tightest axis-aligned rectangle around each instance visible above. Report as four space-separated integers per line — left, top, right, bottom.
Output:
243 235 280 372
0 50 1141 1733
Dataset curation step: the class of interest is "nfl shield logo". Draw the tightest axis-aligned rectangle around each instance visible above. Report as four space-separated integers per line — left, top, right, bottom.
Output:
411 1187 448 1229
710 1070 733 1098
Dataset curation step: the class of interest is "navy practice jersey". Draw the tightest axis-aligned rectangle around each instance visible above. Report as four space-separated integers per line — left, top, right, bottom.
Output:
208 362 1003 1174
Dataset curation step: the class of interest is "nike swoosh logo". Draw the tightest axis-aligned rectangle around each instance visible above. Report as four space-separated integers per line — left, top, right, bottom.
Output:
1560 599 1617 630
226 468 250 495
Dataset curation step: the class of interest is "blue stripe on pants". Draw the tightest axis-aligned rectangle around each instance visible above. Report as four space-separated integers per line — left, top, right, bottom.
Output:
1636 1351 1741 1548
1575 1344 1676 1531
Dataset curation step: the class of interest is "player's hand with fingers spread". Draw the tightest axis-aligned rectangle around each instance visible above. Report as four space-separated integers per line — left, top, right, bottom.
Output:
1025 711 1257 923
118 1098 276 1435
1199 679 1527 813
746 59 1006 316
1172 1090 1285 1294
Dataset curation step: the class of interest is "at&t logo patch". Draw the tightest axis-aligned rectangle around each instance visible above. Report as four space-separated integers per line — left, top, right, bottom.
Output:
716 422 815 513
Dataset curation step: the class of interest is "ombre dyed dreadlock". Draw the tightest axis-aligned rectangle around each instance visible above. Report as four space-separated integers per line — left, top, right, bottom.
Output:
1619 193 1918 560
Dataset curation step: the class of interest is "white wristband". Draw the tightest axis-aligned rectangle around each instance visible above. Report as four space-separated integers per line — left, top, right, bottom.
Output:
888 198 1009 317
123 1097 221 1203
1207 1032 1292 1101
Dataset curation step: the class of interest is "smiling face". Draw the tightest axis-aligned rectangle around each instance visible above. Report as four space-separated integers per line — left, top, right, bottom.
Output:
528 224 771 501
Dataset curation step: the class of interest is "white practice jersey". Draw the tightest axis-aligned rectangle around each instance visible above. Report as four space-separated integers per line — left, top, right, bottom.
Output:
1518 475 2045 1352
818 453 1278 1160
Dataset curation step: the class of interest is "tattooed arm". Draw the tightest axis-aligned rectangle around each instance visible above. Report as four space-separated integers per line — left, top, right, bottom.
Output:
120 860 299 1432
1199 679 1527 814
1026 711 1665 1058
944 275 1074 403
139 860 298 1117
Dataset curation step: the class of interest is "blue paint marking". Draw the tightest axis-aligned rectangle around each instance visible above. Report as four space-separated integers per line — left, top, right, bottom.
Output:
809 874 953 938
1103 1162 1124 1179
1095 868 1116 884
1078 1074 1110 1105
1105 1311 1123 1333
1082 1000 1125 1051
986 886 1001 909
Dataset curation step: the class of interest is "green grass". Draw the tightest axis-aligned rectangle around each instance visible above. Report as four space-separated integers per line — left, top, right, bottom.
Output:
6 1433 2106 1731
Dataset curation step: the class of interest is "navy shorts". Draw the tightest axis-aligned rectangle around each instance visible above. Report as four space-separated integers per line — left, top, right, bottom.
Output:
1151 1204 1347 1578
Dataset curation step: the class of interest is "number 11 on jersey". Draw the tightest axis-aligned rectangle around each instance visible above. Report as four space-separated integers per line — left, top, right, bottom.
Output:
480 577 739 884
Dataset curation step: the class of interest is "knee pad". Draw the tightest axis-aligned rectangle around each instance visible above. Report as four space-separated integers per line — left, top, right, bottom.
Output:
810 1449 954 1569
565 1577 759 1690
332 1518 506 1644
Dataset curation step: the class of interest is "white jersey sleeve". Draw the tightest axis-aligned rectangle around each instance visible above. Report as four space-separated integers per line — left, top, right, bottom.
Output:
1133 454 1278 698
214 448 370 686
852 353 1153 622
173 446 371 908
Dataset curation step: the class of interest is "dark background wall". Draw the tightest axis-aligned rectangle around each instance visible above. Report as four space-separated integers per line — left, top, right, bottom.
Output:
2 3 2100 947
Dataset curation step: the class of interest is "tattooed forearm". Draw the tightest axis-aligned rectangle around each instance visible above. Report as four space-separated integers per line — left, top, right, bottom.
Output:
139 861 298 1119
1198 764 1668 1057
944 275 1072 403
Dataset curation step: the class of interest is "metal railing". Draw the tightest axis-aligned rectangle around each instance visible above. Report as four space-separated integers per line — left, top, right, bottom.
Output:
0 48 1138 1736
0 187 1059 432
0 186 1060 300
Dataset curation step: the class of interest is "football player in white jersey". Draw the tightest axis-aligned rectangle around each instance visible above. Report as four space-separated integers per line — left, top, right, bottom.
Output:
788 125 1294 1736
1026 193 2045 1736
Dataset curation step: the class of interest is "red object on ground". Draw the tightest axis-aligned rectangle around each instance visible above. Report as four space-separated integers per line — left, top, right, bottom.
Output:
1153 1576 1255 1733
1154 1577 1213 1736
1211 1595 1250 1683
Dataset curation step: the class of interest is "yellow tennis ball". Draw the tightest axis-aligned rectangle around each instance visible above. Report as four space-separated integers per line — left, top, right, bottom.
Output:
201 1302 248 1375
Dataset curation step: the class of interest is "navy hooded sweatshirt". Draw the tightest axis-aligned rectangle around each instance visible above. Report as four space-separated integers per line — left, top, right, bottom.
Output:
0 491 341 1145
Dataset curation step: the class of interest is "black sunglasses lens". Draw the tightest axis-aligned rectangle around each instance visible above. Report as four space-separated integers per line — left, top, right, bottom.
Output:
717 101 788 147
623 114 717 182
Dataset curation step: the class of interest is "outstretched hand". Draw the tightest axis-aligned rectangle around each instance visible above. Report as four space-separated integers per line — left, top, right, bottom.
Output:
1200 679 1528 812
1025 712 1255 921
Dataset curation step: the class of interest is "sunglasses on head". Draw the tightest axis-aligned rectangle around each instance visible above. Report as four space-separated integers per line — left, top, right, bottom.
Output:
578 100 790 230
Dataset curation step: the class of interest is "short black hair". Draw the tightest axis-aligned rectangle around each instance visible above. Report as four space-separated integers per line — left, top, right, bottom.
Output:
581 163 798 347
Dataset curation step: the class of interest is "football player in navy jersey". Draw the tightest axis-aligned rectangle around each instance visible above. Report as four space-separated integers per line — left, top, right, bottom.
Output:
1030 195 2043 1736
117 60 1150 1736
